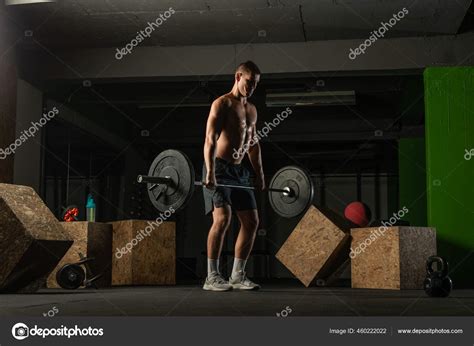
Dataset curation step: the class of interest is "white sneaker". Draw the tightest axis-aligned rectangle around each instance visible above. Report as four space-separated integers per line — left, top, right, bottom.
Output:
229 271 261 290
203 273 232 291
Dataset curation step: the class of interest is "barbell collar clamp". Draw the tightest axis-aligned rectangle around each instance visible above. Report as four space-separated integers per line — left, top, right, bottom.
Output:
137 175 173 185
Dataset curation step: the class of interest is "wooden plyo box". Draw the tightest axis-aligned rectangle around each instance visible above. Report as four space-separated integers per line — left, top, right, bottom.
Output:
110 220 176 285
47 222 113 288
351 226 436 289
0 183 73 292
276 205 351 287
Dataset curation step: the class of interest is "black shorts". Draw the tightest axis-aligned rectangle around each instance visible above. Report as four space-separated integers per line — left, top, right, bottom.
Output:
202 158 257 215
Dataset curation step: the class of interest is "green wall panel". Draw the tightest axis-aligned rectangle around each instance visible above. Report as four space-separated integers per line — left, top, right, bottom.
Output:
424 67 474 287
398 138 427 226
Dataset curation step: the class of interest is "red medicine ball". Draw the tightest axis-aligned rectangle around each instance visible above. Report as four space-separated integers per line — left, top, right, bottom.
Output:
344 201 371 227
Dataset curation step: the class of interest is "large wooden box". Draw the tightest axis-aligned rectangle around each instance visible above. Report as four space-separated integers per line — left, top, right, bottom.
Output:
110 220 176 285
0 183 73 292
351 226 436 289
47 222 113 288
276 205 351 287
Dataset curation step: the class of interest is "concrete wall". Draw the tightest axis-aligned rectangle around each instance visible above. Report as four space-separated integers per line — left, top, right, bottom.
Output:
30 32 474 81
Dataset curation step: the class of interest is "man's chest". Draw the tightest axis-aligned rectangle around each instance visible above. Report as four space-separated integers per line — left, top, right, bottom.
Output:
225 107 253 130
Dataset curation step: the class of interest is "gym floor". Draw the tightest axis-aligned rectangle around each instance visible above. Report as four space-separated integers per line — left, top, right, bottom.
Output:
2 283 474 316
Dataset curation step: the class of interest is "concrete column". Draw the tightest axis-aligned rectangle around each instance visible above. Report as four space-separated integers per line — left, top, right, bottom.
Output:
13 79 44 193
0 5 19 183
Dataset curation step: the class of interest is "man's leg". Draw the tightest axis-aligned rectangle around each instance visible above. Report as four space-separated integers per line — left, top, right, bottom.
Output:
207 205 232 268
234 209 259 260
229 209 261 290
203 205 233 291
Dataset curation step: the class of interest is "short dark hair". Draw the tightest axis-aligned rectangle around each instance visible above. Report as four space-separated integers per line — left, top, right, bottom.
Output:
236 60 261 75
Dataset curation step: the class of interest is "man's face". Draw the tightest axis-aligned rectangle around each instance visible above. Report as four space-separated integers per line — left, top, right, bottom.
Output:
238 71 260 97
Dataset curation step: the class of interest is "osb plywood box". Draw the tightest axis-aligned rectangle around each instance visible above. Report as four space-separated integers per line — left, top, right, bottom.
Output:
276 205 351 287
110 220 176 285
351 226 436 289
47 222 112 288
0 183 72 293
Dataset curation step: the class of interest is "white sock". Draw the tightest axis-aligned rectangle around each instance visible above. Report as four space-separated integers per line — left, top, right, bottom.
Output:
231 257 247 279
207 258 220 277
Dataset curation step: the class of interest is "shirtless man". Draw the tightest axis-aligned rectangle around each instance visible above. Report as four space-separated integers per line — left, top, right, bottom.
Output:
202 61 263 291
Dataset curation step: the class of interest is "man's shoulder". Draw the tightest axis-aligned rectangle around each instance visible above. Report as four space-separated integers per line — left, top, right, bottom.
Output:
212 95 232 108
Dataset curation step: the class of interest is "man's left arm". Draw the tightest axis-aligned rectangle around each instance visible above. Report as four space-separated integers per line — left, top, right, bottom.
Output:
247 109 265 190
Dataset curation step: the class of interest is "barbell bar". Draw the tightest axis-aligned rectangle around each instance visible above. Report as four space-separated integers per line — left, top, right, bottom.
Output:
137 175 294 197
137 149 314 218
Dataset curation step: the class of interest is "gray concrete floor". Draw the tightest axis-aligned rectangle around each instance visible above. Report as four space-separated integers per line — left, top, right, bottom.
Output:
1 282 473 317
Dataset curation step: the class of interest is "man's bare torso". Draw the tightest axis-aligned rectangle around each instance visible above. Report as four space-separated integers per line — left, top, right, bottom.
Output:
215 93 257 164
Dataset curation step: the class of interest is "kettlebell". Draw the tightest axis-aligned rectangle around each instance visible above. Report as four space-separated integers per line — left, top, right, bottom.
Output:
423 256 452 297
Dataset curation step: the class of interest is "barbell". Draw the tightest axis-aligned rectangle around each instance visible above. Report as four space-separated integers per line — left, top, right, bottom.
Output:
137 149 314 218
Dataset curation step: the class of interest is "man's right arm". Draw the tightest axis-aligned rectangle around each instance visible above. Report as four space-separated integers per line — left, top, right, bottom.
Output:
204 98 226 187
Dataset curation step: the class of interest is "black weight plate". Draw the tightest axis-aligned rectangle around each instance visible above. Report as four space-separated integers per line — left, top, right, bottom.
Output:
268 166 314 218
56 264 85 290
147 149 195 213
